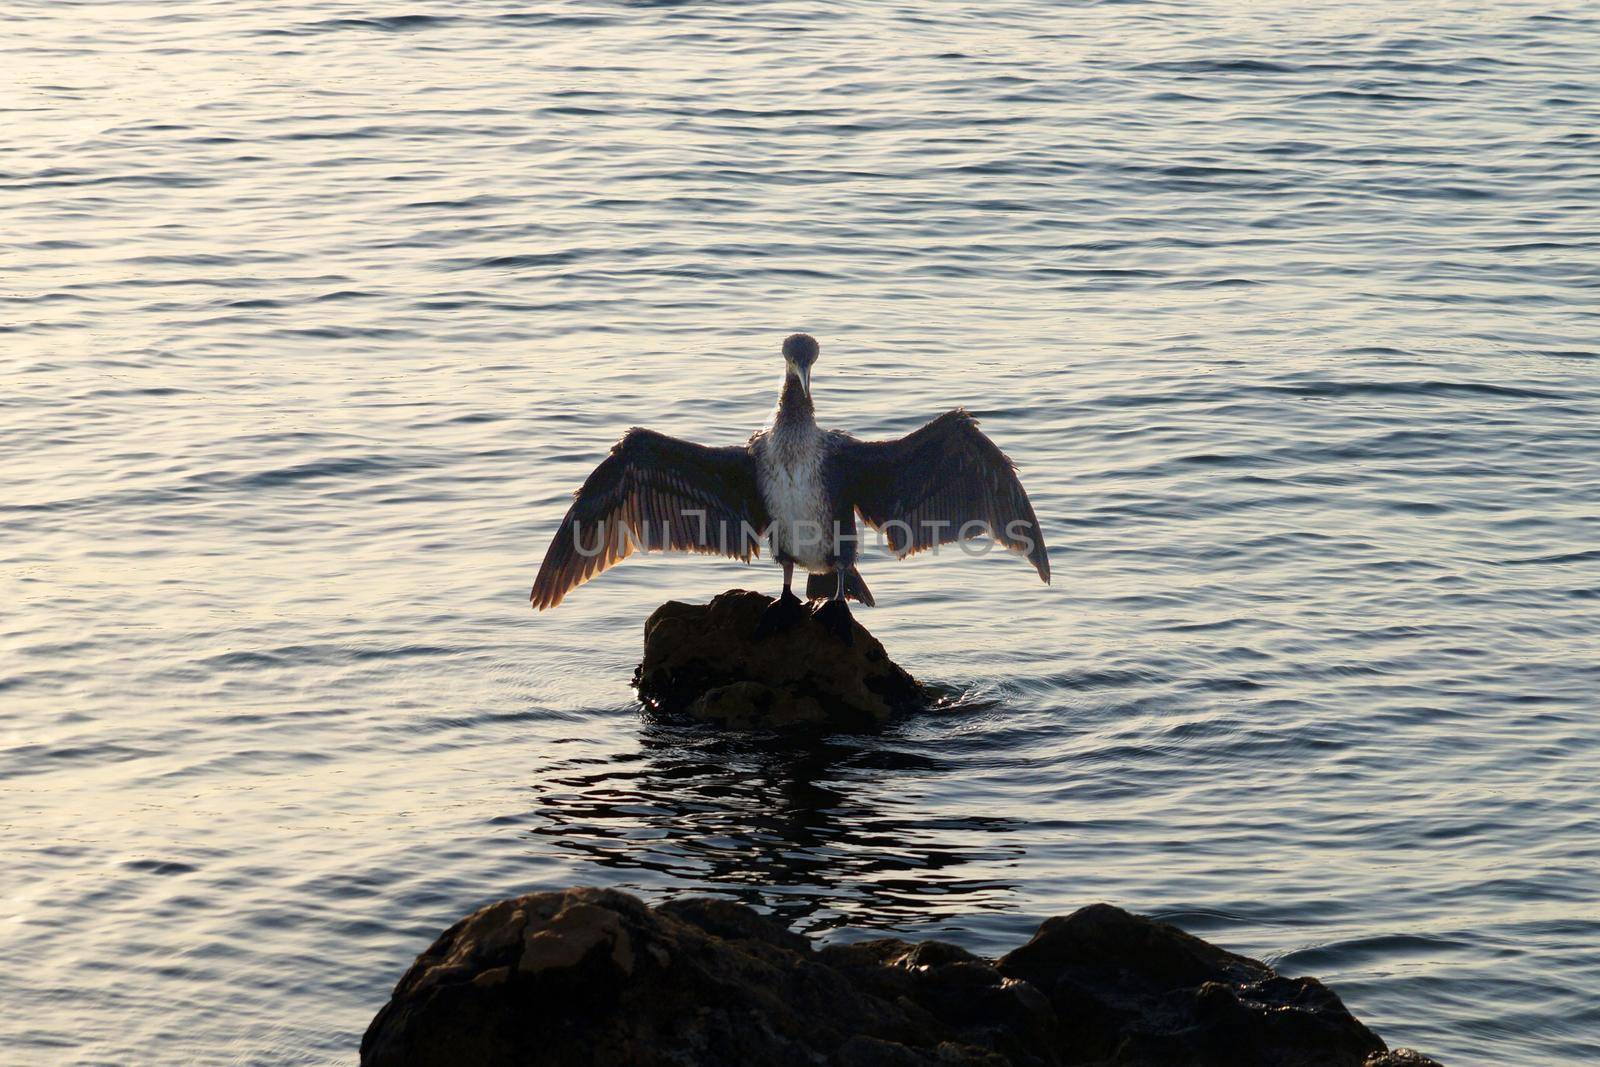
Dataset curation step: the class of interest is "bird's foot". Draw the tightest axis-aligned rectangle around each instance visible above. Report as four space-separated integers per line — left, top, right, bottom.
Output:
753 590 806 640
812 599 854 646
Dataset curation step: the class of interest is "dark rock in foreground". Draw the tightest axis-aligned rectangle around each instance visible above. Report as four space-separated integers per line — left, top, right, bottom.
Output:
633 589 926 730
361 887 1441 1067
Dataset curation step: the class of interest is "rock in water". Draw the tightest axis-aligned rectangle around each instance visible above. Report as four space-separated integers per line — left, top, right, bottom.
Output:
632 589 925 730
361 887 1442 1067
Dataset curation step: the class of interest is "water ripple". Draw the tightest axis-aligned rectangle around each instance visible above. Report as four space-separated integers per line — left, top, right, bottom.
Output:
2 2 1597 1065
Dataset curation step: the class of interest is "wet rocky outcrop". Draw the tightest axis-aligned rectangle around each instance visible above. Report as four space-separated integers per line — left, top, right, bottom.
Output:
632 589 925 730
361 887 1441 1067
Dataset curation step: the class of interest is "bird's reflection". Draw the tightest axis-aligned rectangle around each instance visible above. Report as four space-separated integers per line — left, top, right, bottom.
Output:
528 720 1023 935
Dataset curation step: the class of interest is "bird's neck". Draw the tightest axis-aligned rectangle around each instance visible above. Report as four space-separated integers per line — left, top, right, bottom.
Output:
774 372 814 428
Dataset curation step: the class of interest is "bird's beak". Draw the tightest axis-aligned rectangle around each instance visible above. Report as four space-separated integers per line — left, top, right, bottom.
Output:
792 362 810 397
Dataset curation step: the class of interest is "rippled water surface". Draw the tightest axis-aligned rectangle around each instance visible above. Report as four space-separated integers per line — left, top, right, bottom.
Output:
5 2 1599 1063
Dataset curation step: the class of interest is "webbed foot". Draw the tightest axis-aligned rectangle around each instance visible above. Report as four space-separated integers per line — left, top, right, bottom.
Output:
753 590 806 640
813 598 854 646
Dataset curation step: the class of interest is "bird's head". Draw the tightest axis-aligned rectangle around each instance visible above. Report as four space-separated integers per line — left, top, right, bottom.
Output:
782 332 819 397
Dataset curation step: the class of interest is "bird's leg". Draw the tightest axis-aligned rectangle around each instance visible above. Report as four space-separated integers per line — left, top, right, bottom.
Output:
753 558 805 639
813 567 854 646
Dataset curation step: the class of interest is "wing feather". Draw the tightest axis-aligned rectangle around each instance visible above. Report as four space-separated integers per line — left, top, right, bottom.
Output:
839 409 1049 581
530 428 766 609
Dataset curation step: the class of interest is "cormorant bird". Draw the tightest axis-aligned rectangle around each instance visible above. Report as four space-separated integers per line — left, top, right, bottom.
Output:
530 334 1049 640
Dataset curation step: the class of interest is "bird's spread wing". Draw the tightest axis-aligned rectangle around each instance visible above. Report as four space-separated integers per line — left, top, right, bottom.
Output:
837 409 1049 581
531 429 766 610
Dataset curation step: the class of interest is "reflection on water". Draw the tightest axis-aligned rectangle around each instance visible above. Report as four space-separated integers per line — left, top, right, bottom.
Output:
530 721 1022 935
4 1 1599 1064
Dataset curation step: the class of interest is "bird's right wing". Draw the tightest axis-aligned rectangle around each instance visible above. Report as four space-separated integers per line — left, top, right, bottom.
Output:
530 428 766 610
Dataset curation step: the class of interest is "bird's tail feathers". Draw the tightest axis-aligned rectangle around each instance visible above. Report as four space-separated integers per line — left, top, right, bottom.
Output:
806 566 875 607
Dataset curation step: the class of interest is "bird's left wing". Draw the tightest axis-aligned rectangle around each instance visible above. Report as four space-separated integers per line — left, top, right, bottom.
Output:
836 409 1049 582
531 428 766 610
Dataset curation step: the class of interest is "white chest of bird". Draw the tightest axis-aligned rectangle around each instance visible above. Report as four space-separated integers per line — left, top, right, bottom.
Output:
756 424 832 571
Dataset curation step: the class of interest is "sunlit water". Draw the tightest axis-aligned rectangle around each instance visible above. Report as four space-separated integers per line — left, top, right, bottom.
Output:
4 2 1598 1063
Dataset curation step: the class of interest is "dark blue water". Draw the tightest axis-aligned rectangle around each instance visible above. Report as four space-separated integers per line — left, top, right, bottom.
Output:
3 2 1598 1063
